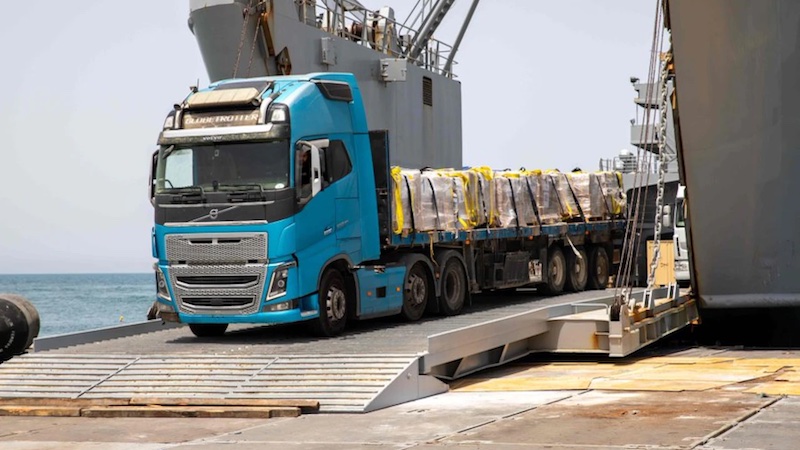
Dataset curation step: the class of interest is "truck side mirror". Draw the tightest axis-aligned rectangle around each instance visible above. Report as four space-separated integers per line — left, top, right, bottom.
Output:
150 150 158 206
661 204 672 228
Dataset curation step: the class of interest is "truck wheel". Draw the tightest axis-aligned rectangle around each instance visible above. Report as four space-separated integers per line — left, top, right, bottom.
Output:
541 246 566 295
588 246 611 290
311 269 348 337
402 262 431 321
565 247 588 292
440 258 466 316
189 323 228 337
0 294 40 361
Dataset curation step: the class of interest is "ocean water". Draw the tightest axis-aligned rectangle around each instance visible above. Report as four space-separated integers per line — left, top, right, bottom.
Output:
0 273 155 337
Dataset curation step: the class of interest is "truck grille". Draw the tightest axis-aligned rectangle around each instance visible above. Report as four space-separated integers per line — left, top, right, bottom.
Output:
165 233 267 263
169 264 266 315
175 275 259 288
182 297 254 308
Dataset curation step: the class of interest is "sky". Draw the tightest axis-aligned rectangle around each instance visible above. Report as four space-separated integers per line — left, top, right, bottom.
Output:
0 0 659 274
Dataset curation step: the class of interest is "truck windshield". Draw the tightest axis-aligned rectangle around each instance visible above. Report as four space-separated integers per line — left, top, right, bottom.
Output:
676 198 686 227
155 140 289 193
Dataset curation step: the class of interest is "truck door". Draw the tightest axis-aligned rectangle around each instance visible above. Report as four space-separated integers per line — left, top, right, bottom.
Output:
294 141 338 287
323 139 361 262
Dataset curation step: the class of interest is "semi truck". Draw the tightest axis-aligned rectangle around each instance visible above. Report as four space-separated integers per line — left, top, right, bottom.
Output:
673 185 689 287
148 73 627 337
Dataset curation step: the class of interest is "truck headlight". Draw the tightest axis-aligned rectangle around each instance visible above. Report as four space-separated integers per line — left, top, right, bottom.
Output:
267 264 291 300
155 267 170 300
267 103 290 123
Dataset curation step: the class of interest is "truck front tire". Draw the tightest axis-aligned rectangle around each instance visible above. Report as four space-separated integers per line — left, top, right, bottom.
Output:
189 323 228 337
311 269 348 337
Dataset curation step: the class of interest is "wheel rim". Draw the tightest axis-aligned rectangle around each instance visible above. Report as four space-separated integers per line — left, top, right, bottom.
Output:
407 270 427 307
575 252 588 284
326 284 346 320
551 254 565 286
596 252 609 281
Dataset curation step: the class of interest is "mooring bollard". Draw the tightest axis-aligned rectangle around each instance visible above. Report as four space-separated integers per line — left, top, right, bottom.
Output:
0 294 41 361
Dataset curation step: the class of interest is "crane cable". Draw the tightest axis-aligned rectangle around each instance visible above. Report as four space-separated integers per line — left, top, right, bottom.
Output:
246 7 263 78
645 56 672 293
614 0 667 308
615 2 662 294
232 0 257 79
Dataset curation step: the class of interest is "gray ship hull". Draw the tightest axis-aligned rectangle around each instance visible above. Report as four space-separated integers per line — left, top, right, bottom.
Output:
188 0 462 169
668 0 800 308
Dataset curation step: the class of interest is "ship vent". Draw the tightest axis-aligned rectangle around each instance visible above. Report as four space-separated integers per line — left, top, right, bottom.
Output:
423 77 433 107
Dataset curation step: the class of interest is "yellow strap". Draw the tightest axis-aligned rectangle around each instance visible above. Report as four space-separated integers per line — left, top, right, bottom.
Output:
390 167 405 234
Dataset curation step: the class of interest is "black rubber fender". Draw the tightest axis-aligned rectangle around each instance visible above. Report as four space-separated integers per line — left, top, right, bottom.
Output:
0 294 40 361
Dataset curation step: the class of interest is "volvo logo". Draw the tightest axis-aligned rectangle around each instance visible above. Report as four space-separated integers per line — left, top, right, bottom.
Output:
190 205 239 223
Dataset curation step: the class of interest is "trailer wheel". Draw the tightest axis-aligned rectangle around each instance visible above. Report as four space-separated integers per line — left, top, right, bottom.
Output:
439 257 467 316
189 323 228 337
0 294 40 361
541 246 566 295
311 269 348 337
588 246 610 290
565 247 588 292
402 262 431 321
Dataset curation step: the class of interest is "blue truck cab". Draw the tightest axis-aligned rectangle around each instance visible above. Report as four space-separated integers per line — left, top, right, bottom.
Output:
150 73 406 337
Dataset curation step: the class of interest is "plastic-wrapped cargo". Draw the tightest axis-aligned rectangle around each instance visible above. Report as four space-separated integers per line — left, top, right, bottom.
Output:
568 172 607 220
494 172 538 228
390 168 423 235
469 167 496 227
523 170 561 224
390 165 625 234
547 171 581 220
418 170 458 232
436 170 481 229
597 171 627 217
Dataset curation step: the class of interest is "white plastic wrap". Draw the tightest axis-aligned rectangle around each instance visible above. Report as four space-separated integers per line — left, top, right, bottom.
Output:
548 172 580 220
469 168 495 227
568 172 606 219
526 172 561 224
390 169 423 235
418 171 457 231
597 171 627 217
494 173 538 228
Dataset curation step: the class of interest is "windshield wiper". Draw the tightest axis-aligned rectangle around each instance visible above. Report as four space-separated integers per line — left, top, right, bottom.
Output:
164 185 206 204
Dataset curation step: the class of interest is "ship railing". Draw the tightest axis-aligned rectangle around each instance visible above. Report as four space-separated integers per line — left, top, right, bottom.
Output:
299 0 458 77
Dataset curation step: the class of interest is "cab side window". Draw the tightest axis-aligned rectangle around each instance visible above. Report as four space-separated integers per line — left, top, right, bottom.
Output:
323 140 353 185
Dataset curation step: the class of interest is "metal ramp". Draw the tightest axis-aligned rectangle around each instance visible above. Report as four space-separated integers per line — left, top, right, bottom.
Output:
422 289 698 380
0 290 698 413
0 353 446 413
